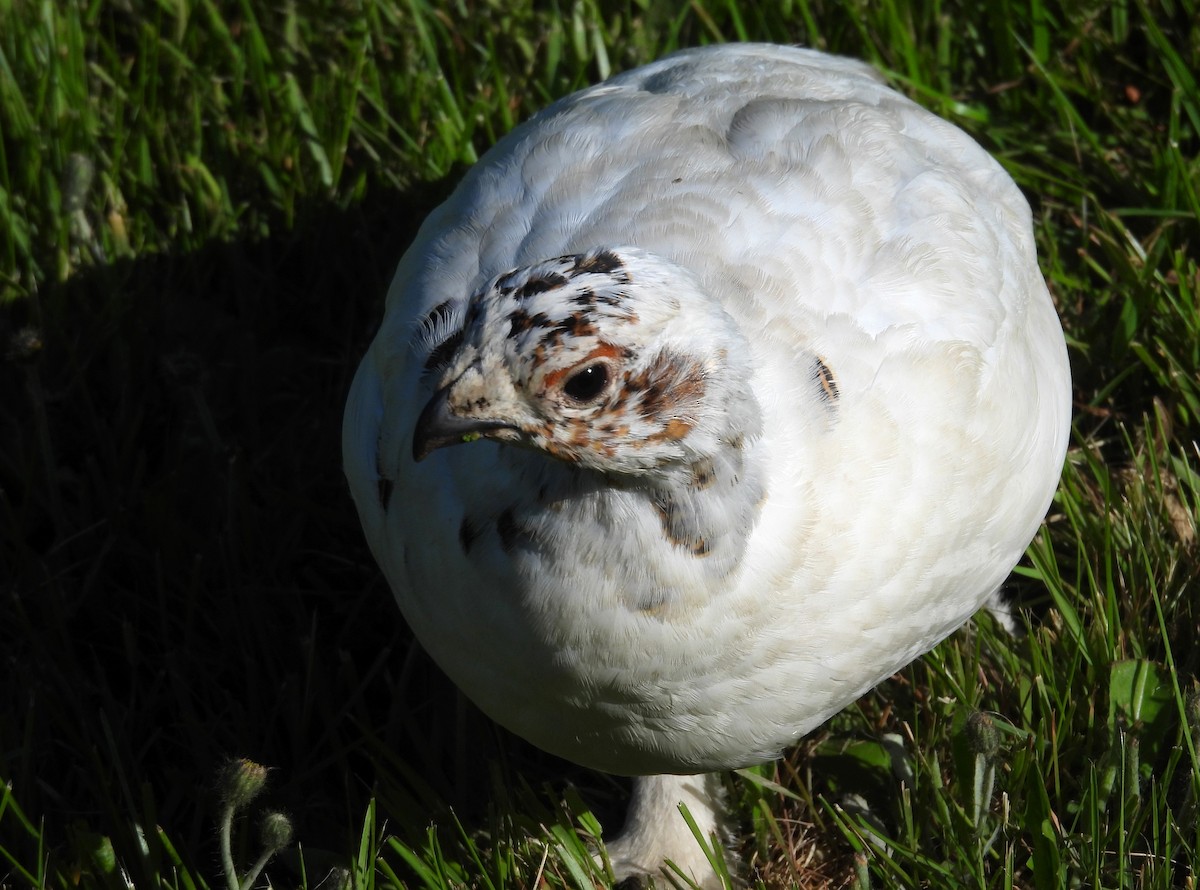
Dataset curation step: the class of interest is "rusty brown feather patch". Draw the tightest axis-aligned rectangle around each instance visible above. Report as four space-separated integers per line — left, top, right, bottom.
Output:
652 493 710 556
652 418 695 441
625 351 707 426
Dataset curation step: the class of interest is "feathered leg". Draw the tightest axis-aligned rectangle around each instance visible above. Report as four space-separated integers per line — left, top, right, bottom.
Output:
603 773 730 888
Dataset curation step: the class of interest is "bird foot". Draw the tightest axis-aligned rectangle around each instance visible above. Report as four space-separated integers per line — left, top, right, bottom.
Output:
598 773 733 889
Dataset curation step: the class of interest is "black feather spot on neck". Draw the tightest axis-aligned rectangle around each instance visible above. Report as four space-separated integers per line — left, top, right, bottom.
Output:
690 457 716 490
377 477 394 510
496 508 522 553
375 437 393 509
813 356 840 405
459 515 481 554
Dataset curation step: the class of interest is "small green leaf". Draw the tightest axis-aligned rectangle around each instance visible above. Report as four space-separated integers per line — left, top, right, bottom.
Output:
1108 659 1173 729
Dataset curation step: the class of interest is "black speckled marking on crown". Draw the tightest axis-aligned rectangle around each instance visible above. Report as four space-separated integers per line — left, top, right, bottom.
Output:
501 252 633 345
571 286 628 310
572 249 624 276
526 311 601 353
513 272 569 300
507 309 553 338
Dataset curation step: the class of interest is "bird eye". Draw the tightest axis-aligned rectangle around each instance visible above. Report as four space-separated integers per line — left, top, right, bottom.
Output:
562 363 611 404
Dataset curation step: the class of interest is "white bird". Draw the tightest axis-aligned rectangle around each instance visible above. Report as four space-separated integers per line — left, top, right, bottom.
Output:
343 43 1071 887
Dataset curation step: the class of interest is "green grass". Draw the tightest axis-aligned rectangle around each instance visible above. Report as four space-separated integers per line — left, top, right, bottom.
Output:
1 0 1198 887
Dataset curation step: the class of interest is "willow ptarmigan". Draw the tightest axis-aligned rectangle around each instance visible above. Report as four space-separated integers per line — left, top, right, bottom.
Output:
344 43 1071 887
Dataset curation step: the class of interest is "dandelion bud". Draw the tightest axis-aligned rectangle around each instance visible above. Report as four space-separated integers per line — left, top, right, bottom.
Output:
260 811 294 851
217 758 269 812
965 712 1000 758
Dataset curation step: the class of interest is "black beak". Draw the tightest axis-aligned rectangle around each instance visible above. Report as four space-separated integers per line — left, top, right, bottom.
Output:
412 386 516 461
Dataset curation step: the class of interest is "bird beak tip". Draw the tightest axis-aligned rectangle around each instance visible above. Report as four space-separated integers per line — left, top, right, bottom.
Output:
411 390 513 462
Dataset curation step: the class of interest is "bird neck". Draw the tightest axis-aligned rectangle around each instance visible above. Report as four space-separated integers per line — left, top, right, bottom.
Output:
631 423 765 583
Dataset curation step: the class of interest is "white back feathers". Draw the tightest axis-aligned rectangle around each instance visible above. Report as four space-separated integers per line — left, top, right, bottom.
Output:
344 44 1070 783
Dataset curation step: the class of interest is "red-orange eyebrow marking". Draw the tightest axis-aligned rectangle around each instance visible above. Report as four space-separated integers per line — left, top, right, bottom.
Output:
542 341 624 391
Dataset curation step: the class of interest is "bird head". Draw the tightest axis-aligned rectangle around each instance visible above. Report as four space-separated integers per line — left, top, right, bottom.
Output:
412 248 760 477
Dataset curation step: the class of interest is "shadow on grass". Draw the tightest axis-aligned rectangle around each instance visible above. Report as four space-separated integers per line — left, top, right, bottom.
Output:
0 176 613 883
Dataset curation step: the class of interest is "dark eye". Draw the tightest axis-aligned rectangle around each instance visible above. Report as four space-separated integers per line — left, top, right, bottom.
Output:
562 363 611 404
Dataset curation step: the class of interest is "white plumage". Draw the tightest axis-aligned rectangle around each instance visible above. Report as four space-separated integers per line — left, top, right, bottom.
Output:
344 44 1070 886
